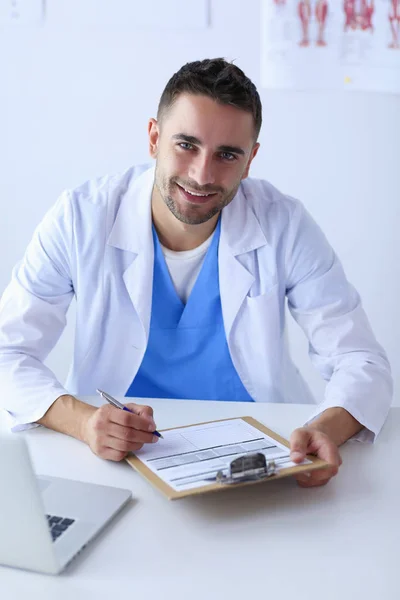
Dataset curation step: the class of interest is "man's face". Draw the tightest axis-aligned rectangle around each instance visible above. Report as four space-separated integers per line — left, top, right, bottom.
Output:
149 93 259 225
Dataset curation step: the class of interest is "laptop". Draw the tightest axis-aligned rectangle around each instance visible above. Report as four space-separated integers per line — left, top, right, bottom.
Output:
0 434 132 575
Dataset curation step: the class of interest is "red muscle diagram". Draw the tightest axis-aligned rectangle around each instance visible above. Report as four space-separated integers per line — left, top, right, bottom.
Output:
298 0 312 46
298 0 328 46
274 0 399 57
315 0 329 45
343 1 374 33
264 0 400 94
389 0 400 48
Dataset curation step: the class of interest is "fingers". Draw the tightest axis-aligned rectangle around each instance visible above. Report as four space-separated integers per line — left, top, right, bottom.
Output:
104 435 158 453
289 427 312 463
85 403 159 461
127 403 154 421
96 443 145 462
290 427 342 468
314 437 341 470
296 463 338 486
108 404 156 432
290 426 343 488
296 473 332 488
107 422 157 445
98 447 129 462
295 465 336 487
89 431 157 460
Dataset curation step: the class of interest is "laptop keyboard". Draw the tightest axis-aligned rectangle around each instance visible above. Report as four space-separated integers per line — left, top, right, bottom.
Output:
46 515 75 542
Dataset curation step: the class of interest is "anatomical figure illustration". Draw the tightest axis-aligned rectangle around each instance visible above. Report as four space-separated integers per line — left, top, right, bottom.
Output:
298 0 312 46
343 1 374 33
298 1 328 47
315 0 329 45
389 0 400 48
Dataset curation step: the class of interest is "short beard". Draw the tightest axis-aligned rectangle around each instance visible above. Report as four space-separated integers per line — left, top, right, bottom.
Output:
164 194 225 225
154 162 241 225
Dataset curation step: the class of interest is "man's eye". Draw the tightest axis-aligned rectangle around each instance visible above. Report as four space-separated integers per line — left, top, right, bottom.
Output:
221 152 236 161
179 142 193 150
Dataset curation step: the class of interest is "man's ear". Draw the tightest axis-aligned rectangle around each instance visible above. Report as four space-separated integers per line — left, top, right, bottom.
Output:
148 118 160 158
241 142 260 180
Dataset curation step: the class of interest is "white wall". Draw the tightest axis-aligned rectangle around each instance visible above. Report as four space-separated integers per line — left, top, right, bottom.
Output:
1 0 399 404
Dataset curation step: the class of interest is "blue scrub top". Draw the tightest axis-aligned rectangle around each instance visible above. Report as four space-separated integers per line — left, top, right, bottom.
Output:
126 218 253 402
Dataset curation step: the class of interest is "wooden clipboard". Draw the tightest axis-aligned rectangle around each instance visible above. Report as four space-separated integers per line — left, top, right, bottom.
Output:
125 416 329 500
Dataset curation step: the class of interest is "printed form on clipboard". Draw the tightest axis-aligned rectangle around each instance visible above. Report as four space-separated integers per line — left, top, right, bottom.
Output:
126 417 329 499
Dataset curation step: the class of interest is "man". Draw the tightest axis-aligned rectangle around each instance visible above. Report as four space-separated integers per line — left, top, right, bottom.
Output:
0 59 392 487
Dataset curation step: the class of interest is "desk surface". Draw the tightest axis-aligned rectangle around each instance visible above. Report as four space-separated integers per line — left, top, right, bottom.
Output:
1 399 398 600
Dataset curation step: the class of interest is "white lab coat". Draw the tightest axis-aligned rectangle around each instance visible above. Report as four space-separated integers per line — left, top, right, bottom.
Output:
0 165 392 439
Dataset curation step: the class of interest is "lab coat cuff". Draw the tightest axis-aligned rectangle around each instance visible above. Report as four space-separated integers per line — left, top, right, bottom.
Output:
3 388 71 432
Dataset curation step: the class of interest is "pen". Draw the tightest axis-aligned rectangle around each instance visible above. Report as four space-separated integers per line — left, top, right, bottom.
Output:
96 389 163 438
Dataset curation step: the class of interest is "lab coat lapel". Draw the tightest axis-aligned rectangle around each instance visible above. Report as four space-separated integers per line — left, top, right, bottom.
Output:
107 166 155 340
106 168 270 344
219 184 268 337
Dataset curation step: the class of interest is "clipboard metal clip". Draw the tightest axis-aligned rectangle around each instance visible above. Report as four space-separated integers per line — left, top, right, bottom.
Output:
215 452 277 485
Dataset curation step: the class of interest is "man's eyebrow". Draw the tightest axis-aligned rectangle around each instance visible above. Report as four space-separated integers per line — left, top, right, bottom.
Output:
172 133 245 156
172 133 202 145
217 144 245 156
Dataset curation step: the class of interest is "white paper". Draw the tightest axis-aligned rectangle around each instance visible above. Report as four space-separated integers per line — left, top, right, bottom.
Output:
0 0 44 27
135 418 310 492
261 0 400 94
47 0 209 31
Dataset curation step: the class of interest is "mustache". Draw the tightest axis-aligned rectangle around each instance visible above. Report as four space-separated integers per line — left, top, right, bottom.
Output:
172 178 224 195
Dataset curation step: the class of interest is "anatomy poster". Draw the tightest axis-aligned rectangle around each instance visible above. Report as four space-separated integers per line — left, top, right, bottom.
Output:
261 1 400 93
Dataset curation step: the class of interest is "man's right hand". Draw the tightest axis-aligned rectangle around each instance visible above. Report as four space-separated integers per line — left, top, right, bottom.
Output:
83 402 159 461
37 395 158 462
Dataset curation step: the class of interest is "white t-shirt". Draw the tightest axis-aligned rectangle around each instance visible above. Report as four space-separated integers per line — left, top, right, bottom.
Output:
160 233 214 304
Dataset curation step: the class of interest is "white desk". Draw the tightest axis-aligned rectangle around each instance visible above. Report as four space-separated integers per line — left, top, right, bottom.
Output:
1 399 398 600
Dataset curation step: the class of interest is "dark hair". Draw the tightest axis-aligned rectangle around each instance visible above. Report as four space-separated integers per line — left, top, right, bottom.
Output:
157 58 262 140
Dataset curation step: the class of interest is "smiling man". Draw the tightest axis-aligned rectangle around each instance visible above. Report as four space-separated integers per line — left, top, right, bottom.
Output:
151 93 258 237
0 59 392 487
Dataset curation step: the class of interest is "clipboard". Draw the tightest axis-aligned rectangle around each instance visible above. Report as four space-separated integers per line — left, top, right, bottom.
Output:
125 416 330 500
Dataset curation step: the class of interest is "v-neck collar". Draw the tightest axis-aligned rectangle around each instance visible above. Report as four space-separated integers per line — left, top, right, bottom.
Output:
151 218 221 328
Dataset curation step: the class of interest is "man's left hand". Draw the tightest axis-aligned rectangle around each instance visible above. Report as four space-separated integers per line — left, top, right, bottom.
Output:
289 427 342 488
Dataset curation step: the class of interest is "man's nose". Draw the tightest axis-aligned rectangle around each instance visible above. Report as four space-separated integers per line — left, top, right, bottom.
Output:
188 154 216 188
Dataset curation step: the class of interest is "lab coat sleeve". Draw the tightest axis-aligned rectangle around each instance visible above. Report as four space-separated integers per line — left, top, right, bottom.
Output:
0 191 75 430
284 200 393 442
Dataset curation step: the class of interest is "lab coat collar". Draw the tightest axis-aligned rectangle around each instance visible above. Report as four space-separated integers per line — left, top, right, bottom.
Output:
107 165 268 256
221 182 268 256
107 166 155 339
106 164 269 339
107 165 154 254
